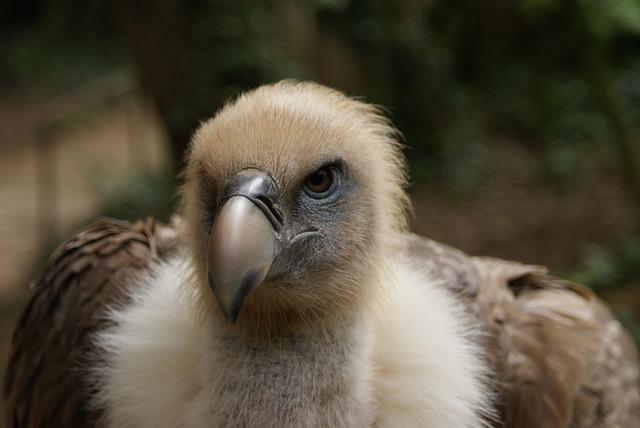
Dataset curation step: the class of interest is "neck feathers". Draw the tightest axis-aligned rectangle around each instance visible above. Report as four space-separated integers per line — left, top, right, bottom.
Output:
96 252 491 428
187 312 376 427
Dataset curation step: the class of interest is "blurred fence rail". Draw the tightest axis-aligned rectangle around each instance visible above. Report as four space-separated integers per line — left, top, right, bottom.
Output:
29 68 140 244
0 67 168 303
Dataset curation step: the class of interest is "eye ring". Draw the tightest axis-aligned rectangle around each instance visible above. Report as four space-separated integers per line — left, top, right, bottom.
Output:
303 166 336 198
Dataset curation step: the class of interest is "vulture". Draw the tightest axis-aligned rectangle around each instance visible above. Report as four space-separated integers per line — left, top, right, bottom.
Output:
3 81 640 428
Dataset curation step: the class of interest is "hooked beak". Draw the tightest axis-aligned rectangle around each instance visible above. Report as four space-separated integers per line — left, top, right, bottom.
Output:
207 171 283 323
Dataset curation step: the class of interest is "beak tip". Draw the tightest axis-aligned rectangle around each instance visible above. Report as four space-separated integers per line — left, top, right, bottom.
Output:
207 275 239 324
208 268 267 324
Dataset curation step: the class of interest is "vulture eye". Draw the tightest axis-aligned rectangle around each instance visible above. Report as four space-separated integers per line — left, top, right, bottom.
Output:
304 166 335 198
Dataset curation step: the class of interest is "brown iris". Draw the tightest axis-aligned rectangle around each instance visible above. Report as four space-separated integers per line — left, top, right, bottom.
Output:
304 167 334 195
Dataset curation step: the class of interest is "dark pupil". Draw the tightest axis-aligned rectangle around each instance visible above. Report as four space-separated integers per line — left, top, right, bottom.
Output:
309 171 326 186
306 168 332 193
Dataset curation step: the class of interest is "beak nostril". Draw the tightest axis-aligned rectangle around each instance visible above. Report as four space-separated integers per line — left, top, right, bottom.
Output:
225 170 284 231
255 194 284 228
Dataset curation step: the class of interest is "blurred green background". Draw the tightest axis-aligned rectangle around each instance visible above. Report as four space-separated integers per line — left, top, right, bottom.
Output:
2 0 640 398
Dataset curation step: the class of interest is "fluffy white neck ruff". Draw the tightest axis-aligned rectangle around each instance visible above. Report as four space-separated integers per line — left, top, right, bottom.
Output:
94 255 490 427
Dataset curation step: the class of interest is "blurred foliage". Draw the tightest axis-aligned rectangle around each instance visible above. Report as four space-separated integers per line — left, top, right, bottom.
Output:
307 0 640 187
90 172 177 223
572 235 640 290
0 0 125 92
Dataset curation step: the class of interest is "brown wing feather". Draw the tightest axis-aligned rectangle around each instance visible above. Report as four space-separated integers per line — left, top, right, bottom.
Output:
2 218 177 428
400 233 640 428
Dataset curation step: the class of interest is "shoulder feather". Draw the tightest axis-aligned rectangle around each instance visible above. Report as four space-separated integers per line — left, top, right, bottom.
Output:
2 218 177 427
398 233 640 428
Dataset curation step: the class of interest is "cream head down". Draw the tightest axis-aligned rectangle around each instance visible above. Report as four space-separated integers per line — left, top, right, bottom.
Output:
180 81 409 329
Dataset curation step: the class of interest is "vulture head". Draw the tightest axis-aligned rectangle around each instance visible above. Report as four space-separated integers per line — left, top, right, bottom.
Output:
181 81 409 327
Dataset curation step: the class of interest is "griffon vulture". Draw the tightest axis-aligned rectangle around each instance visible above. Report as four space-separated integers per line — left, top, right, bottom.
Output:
3 82 640 427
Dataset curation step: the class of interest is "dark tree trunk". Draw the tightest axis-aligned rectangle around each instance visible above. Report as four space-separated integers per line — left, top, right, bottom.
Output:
108 0 192 173
107 0 289 175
